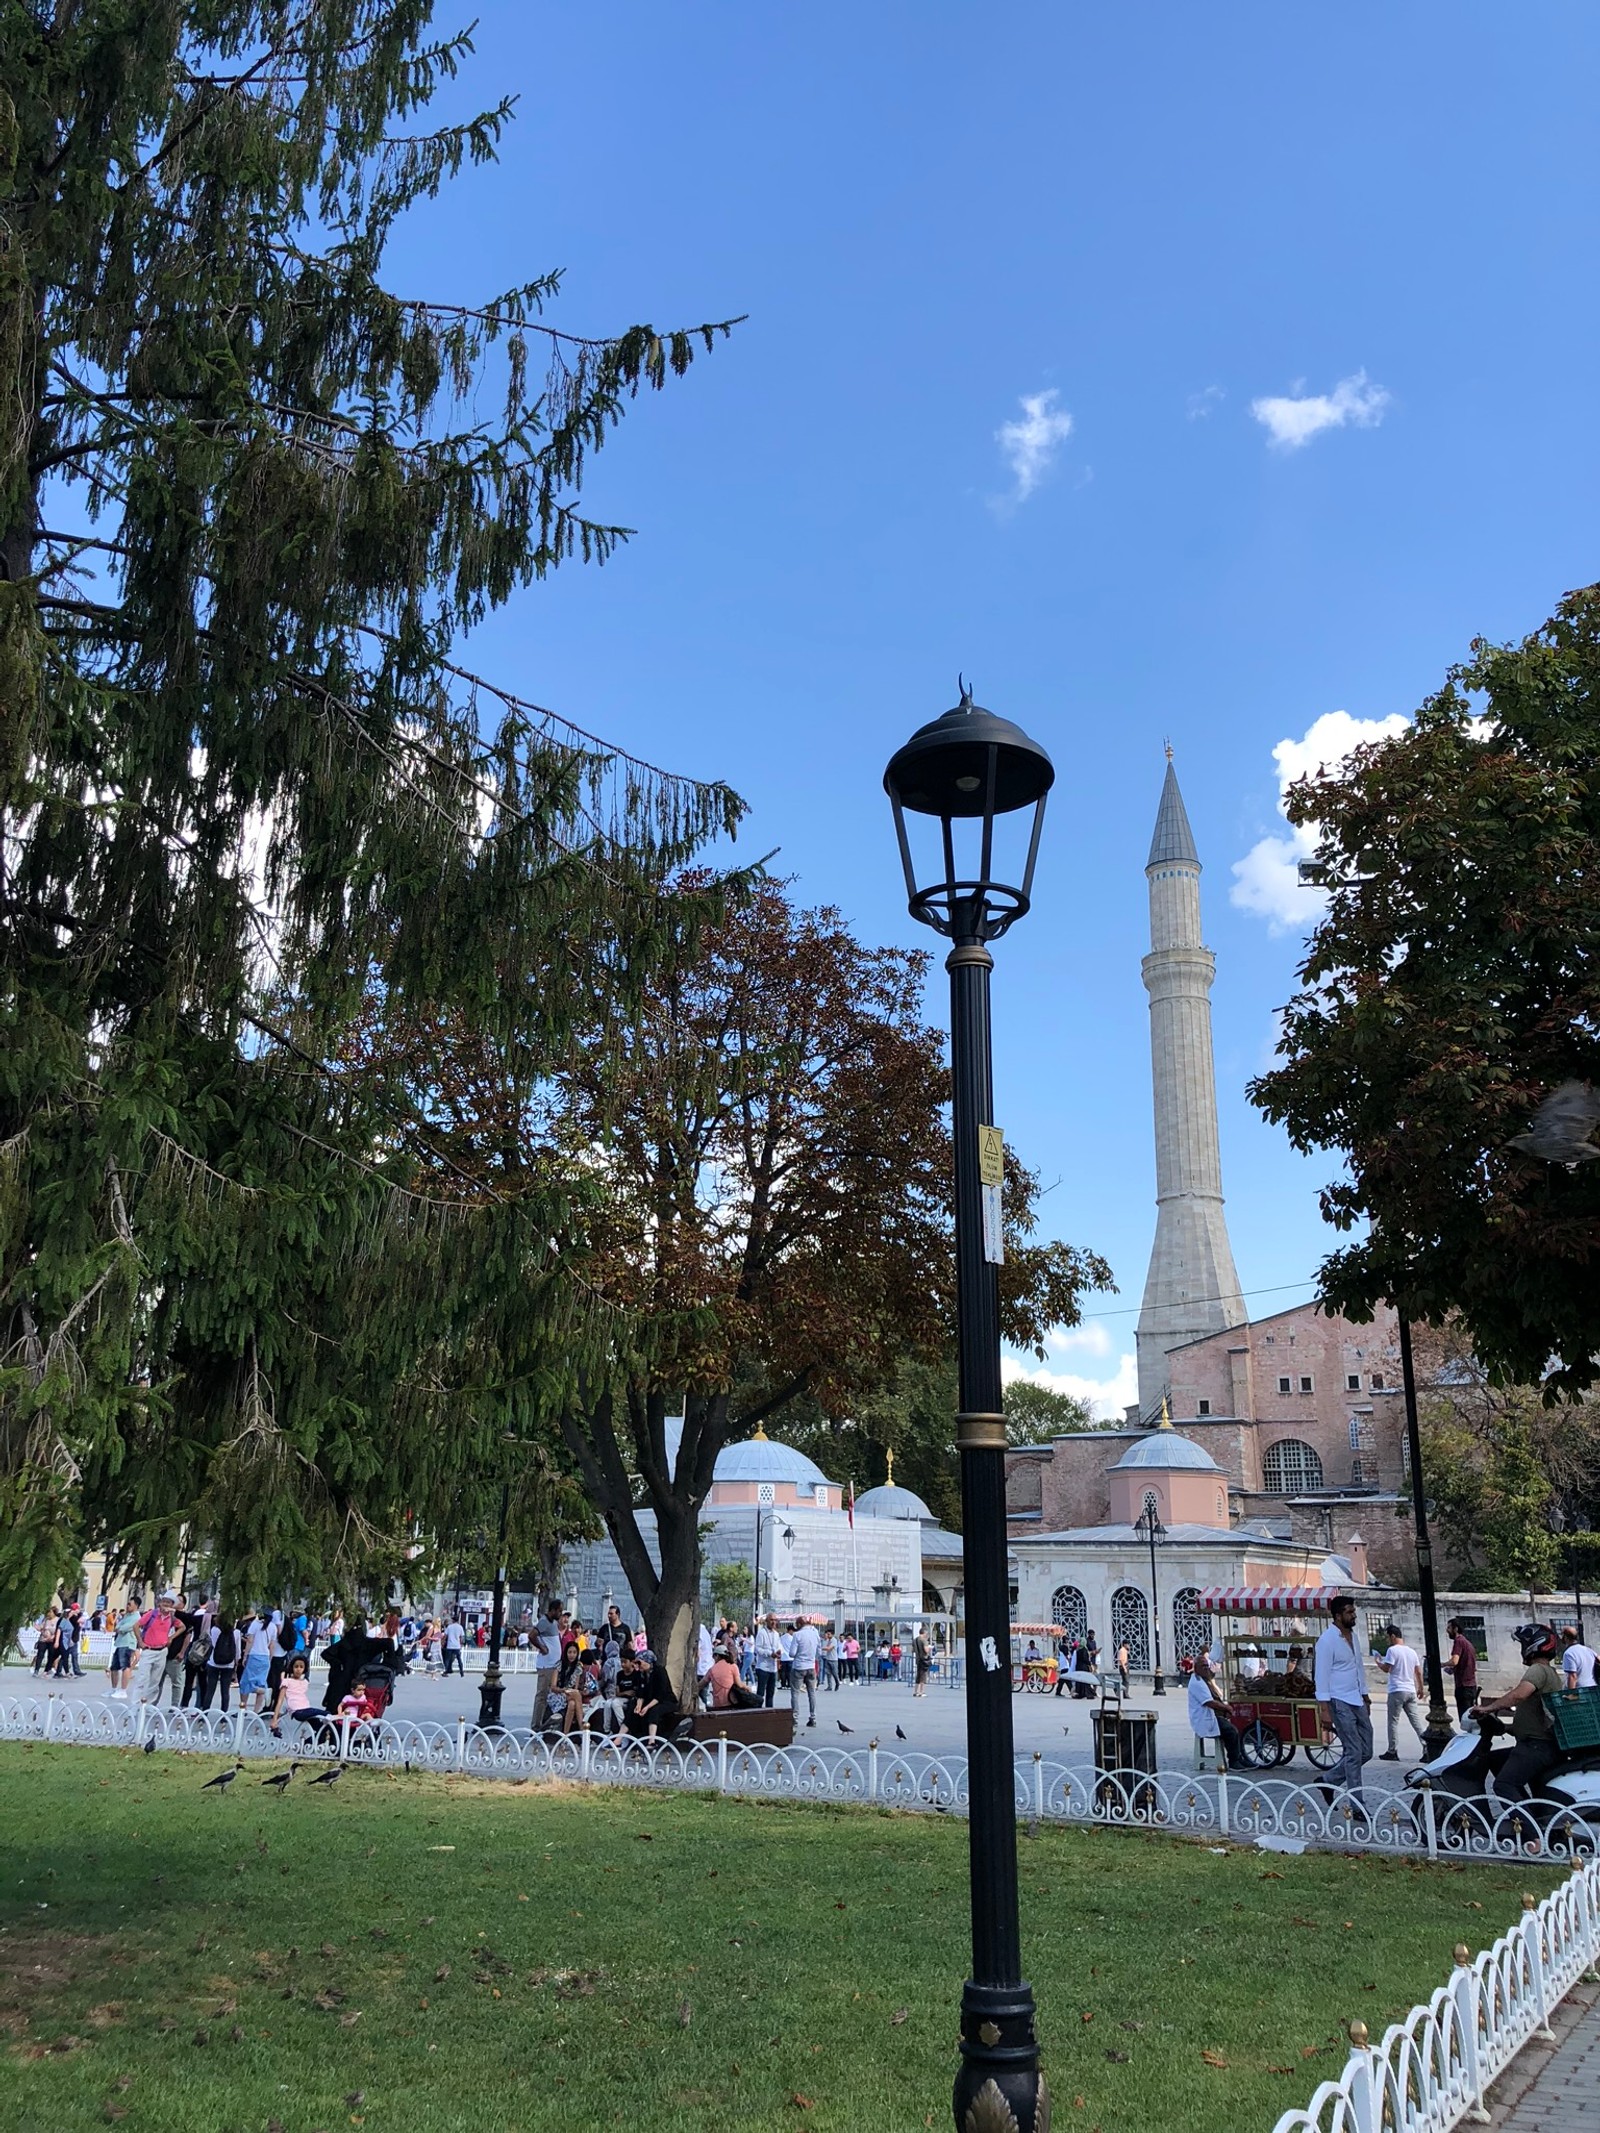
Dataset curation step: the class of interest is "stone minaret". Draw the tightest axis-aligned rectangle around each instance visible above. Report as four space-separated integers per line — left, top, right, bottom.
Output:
1134 754 1247 1418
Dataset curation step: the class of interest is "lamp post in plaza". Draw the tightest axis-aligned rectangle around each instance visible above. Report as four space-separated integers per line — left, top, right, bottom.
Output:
1133 1498 1167 1696
885 681 1053 2133
1297 857 1454 1758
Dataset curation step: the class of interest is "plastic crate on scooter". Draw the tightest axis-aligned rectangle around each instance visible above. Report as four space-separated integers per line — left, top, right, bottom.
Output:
1545 1686 1600 1750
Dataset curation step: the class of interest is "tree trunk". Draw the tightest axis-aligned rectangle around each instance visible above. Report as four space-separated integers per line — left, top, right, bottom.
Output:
641 1503 702 1711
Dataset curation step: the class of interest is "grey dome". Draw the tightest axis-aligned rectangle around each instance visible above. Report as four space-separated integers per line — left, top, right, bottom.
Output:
1108 1431 1220 1474
712 1437 831 1487
855 1481 934 1522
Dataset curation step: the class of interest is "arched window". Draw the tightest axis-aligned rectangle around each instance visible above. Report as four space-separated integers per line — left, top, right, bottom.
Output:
1110 1586 1149 1671
1263 1438 1324 1494
1049 1585 1088 1642
1171 1587 1207 1665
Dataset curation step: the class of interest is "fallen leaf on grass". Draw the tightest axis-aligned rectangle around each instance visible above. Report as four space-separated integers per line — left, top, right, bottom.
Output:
1259 1870 1283 1880
435 1964 451 1981
1300 2046 1319 2060
890 2008 909 2026
1103 2049 1129 2063
338 2011 362 2029
427 1845 455 1852
320 1943 338 1958
312 1992 343 2011
1201 2048 1229 2069
789 2095 814 2111
1119 2021 1144 2033
344 2091 365 2108
1268 2066 1296 2075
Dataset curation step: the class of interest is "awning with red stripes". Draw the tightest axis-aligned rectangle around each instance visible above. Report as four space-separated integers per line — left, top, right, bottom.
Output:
1197 1586 1343 1615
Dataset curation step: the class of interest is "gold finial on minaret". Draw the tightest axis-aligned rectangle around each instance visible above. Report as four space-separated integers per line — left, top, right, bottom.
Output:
1158 1396 1173 1430
886 1447 895 1485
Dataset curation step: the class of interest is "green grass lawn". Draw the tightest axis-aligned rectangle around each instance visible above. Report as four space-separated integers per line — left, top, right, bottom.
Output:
0 1742 1559 2133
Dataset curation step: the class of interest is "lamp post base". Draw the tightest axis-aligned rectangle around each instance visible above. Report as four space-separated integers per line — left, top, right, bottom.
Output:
954 1982 1048 2133
1151 1668 1165 1698
477 1670 506 1731
1422 1700 1454 1761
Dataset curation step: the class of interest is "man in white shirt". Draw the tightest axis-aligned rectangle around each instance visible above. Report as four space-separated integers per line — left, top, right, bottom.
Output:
1314 1594 1373 1814
1562 1625 1598 1690
1376 1625 1429 1760
789 1618 822 1728
753 1613 782 1708
1185 1654 1244 1769
441 1615 465 1676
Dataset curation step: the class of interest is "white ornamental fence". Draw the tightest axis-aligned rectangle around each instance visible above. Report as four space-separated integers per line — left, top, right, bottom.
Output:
1272 1856 1600 2133
2 1691 1597 1872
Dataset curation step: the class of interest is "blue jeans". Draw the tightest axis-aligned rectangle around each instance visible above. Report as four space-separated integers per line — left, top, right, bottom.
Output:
1328 1699 1373 1808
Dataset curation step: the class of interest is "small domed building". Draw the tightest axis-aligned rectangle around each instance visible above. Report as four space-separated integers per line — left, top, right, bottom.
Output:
560 1424 924 1630
1007 1412 1355 1670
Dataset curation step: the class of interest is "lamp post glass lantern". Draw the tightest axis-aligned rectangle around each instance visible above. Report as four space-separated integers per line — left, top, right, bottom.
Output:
885 682 1054 2133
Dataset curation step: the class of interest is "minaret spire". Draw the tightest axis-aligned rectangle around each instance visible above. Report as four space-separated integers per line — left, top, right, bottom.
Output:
1134 755 1246 1419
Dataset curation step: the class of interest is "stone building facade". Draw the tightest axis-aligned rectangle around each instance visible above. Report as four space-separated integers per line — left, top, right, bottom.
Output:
1009 1297 1422 1584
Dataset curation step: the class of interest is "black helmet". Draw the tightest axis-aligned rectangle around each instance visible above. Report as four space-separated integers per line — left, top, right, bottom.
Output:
1514 1623 1560 1663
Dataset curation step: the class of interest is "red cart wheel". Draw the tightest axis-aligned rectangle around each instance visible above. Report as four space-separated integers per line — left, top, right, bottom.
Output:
1239 1719 1286 1769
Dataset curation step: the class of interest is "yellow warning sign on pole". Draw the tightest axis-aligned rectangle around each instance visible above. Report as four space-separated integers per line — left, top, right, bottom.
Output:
977 1125 1005 1187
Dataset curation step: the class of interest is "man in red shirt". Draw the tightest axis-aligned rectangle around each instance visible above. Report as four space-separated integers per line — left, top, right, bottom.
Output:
1444 1618 1479 1720
134 1591 180 1704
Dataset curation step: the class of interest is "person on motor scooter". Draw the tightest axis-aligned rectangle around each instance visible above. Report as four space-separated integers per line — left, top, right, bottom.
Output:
1475 1625 1565 1801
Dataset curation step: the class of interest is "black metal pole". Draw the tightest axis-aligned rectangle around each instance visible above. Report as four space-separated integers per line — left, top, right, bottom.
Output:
477 1479 510 1731
1396 1309 1452 1756
947 929 1046 2133
1148 1521 1165 1696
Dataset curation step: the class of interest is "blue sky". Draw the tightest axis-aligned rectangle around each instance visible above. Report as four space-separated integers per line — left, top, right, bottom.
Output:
392 5 1598 1413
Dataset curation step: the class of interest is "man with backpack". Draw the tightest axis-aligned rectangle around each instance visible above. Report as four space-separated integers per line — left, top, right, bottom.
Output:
199 1613 241 1712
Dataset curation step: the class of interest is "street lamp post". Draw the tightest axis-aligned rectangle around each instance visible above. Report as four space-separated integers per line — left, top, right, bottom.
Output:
886 681 1053 2133
1133 1500 1167 1696
1395 1309 1455 1757
477 1476 512 1732
1296 857 1455 1759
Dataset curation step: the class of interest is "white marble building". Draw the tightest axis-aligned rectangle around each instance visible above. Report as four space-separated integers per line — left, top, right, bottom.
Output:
559 1429 921 1628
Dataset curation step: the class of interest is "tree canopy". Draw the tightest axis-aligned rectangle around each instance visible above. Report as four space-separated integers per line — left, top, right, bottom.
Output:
1250 587 1600 1395
0 2 739 1636
540 881 1112 1686
1003 1377 1095 1446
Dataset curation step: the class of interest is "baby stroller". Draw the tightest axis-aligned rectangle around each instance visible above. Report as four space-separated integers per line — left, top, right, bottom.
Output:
353 1663 396 1719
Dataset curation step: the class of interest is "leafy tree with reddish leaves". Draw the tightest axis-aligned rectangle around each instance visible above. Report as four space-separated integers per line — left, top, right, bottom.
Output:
1250 587 1600 1396
550 880 1111 1691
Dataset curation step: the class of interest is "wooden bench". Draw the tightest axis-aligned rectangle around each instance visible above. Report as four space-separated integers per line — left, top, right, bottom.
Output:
687 1707 794 1749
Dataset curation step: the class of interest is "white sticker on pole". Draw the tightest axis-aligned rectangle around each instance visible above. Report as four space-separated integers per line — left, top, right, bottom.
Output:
978 1126 1005 1266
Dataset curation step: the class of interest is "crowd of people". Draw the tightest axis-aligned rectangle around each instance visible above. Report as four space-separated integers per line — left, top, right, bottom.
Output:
524 1606 939 1739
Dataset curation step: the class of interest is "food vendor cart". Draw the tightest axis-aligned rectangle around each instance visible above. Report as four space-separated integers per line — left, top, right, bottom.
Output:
1010 1624 1060 1692
1197 1585 1352 1771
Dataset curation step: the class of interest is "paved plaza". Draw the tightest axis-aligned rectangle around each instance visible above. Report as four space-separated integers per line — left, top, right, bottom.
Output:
11 1657 1421 1800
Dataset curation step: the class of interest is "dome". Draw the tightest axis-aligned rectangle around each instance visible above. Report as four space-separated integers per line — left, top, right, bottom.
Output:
855 1482 934 1523
711 1436 831 1488
1108 1430 1221 1474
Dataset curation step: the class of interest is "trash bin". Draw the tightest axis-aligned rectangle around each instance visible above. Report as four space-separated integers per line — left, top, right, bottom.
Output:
1093 1707 1159 1815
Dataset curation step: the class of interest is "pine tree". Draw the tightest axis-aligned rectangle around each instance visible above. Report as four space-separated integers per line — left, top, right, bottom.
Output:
0 2 741 1634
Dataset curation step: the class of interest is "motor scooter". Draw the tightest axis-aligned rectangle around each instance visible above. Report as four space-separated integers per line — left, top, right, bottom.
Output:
1405 1707 1600 1840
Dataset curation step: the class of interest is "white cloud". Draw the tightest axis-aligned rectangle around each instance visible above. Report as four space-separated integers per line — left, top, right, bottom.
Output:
1230 708 1409 934
1250 369 1391 451
1187 385 1225 420
1003 1348 1136 1421
995 389 1073 502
